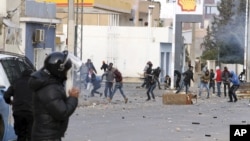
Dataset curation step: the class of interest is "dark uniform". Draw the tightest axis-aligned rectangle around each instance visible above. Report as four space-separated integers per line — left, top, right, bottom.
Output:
28 51 78 141
4 69 34 141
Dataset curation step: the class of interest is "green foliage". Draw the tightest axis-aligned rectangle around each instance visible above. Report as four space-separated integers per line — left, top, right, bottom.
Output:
200 26 216 50
201 48 218 61
201 0 246 64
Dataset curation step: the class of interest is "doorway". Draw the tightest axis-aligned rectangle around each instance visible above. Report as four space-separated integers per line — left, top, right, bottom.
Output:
160 43 171 82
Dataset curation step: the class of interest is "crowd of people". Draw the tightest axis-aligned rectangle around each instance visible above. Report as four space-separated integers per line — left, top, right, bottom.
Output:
2 50 245 141
173 65 242 103
79 59 244 103
80 59 128 104
196 66 241 102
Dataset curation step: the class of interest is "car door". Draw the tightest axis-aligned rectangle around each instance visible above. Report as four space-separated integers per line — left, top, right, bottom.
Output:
0 55 35 141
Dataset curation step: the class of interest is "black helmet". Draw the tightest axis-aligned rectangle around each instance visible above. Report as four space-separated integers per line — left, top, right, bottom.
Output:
44 50 72 80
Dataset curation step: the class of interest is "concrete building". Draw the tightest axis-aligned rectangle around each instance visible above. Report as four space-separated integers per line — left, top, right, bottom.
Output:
54 0 199 83
0 0 59 70
0 0 209 83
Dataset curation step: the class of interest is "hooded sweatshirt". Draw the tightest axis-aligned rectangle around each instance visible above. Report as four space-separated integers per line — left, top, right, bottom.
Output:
229 71 240 85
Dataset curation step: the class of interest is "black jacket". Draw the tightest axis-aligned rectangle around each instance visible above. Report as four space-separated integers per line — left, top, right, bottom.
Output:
28 69 78 141
4 75 33 114
101 63 108 72
183 70 194 84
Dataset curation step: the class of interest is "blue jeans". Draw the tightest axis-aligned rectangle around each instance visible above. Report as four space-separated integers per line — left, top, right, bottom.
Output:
216 82 221 97
176 81 189 94
104 82 113 98
91 83 101 96
112 82 126 99
81 73 88 89
199 82 210 98
146 83 156 100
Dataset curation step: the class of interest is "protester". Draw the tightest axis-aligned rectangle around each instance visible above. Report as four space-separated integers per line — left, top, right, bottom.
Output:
174 70 181 90
146 73 157 101
238 69 246 83
152 67 162 89
198 70 210 98
102 62 116 102
164 75 171 89
4 69 34 141
141 61 153 88
111 69 128 103
86 68 102 97
100 61 108 72
79 63 89 89
176 66 194 94
213 66 222 97
222 66 230 97
28 50 79 141
209 69 215 94
86 59 97 74
228 71 240 102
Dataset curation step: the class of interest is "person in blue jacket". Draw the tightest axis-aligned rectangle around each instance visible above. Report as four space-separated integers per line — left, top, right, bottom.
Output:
228 71 240 102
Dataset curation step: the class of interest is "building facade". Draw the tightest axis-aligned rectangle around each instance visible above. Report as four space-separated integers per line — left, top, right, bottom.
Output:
0 0 59 70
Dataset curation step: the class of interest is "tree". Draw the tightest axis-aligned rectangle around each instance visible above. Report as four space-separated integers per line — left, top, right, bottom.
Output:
200 26 216 50
200 26 217 62
201 0 246 64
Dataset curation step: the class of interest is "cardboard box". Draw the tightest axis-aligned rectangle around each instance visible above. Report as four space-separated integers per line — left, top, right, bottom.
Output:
162 93 195 105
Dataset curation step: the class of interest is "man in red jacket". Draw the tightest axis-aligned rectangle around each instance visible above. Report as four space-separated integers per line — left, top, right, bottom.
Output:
213 66 222 97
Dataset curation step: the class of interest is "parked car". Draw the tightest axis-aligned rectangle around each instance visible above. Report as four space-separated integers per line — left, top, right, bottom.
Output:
0 51 36 141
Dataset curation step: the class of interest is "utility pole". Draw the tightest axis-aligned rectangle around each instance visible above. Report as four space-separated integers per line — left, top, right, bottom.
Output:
246 0 250 82
171 0 176 89
67 0 76 92
67 0 75 53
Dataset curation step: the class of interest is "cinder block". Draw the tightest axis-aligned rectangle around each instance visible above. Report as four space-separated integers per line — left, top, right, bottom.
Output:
162 93 195 105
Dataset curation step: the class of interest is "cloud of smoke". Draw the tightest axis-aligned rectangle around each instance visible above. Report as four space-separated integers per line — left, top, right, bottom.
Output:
214 0 246 63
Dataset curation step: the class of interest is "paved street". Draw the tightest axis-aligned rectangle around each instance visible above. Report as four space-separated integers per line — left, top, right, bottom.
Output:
63 82 250 141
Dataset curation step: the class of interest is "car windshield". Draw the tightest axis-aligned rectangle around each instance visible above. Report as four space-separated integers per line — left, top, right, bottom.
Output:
0 57 35 85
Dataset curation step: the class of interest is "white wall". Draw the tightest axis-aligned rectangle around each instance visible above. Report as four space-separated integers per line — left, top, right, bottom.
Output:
0 0 6 49
0 0 6 15
62 25 176 77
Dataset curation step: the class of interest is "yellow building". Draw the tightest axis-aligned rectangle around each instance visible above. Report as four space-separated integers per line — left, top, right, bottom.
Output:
38 0 161 30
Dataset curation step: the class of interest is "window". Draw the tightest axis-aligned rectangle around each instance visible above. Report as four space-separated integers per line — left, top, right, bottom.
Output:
0 57 35 85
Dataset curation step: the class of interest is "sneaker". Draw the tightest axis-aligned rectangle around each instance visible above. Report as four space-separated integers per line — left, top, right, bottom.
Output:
234 99 238 102
146 98 151 101
228 100 233 102
124 98 128 104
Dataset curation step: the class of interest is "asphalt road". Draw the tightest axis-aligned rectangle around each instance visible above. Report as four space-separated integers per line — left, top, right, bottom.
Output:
63 83 250 141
